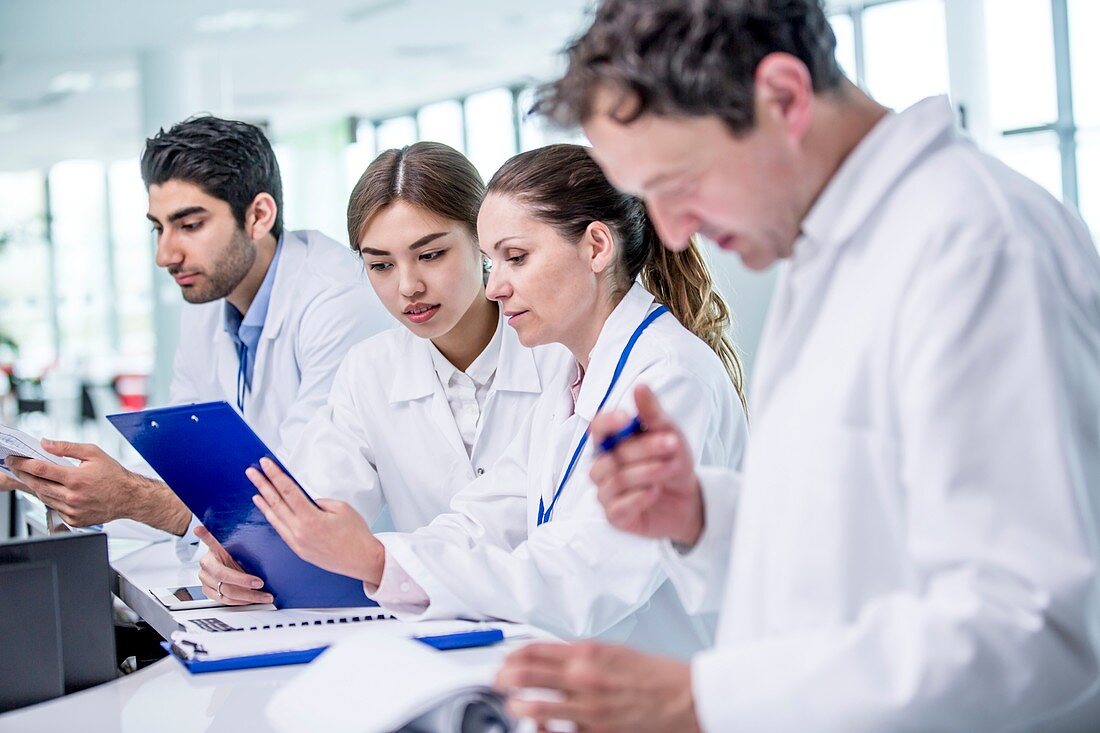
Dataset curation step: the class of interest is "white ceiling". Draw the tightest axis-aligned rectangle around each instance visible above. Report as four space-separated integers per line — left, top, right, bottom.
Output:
0 0 594 171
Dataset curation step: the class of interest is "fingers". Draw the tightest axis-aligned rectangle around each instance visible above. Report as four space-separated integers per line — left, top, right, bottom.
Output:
194 525 221 551
252 492 298 550
632 384 673 431
257 457 313 514
496 660 570 693
40 438 101 462
7 457 70 484
11 469 70 507
0 471 28 492
603 486 662 530
194 525 243 568
588 409 632 444
198 551 272 604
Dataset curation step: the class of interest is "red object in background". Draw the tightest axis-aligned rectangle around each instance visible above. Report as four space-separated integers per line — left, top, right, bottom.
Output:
113 373 149 411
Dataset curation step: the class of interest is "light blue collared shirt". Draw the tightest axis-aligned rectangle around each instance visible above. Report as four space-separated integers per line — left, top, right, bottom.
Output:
224 236 282 392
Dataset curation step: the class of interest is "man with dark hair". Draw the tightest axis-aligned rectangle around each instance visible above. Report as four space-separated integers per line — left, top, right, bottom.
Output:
7 116 389 549
496 0 1100 730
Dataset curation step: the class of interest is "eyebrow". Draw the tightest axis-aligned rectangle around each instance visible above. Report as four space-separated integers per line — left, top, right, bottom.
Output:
489 236 522 251
360 231 449 257
145 206 208 225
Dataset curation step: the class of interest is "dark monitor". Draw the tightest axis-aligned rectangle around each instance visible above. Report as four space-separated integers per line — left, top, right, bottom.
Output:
0 562 65 712
0 533 116 702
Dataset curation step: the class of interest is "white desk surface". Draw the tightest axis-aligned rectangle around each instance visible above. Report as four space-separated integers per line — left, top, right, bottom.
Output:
0 538 517 732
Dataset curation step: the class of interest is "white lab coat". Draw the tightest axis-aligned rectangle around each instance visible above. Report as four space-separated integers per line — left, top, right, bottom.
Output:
107 229 391 547
169 229 392 453
288 311 573 532
664 97 1100 731
374 283 749 659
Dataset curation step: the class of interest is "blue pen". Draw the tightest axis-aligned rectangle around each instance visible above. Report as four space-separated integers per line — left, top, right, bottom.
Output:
598 416 645 453
414 628 506 651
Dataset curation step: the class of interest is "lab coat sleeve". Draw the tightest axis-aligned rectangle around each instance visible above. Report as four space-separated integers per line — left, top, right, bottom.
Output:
691 231 1100 732
375 364 726 640
287 352 386 526
273 285 376 456
658 465 741 615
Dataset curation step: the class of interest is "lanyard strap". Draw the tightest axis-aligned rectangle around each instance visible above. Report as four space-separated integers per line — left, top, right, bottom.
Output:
537 305 669 526
236 341 249 412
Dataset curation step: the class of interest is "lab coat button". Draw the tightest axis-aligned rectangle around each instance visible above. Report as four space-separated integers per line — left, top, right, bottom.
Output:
400 582 410 593
476 468 485 476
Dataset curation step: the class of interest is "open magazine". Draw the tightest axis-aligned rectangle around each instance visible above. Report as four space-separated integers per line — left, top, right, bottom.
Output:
266 625 551 733
0 423 74 481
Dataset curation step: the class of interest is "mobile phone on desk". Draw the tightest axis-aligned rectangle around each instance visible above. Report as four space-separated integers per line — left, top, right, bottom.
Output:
152 584 227 611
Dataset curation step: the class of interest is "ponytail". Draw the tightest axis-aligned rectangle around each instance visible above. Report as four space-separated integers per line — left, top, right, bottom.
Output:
639 222 748 414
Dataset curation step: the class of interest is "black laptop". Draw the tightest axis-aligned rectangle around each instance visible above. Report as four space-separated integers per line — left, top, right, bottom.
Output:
0 532 117 712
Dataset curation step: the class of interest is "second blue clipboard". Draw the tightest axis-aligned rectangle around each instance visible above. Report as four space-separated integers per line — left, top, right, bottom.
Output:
107 401 376 609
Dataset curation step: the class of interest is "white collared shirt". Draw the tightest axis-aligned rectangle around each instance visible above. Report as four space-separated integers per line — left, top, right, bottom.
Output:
427 320 502 457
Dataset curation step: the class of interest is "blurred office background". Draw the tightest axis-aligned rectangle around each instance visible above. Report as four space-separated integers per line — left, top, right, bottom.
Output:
1 0 1098 536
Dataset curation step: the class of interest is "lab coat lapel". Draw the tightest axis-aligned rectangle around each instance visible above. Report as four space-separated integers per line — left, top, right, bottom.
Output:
749 252 844 416
540 382 588 518
210 319 241 414
428 384 469 462
390 335 470 465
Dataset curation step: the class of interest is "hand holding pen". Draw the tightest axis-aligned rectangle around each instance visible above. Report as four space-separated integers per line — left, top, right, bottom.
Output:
588 384 706 547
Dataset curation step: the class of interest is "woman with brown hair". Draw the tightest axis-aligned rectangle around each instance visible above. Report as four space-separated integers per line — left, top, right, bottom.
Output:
195 141 570 606
246 143 749 658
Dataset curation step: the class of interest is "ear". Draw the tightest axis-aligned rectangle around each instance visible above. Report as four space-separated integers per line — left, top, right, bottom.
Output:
583 220 617 275
753 52 814 145
245 192 278 241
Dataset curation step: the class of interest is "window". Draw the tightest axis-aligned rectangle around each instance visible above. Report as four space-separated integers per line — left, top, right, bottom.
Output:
860 0 950 111
464 88 517 181
376 115 418 153
107 159 154 362
829 13 857 81
49 160 111 365
1069 0 1099 234
516 86 587 151
417 100 465 152
0 171 52 369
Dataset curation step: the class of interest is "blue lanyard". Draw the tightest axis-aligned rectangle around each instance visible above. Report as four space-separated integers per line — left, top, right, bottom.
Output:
536 305 669 526
236 341 249 412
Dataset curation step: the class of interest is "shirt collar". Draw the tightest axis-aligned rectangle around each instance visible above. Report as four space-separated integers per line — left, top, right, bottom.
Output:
573 281 656 421
798 95 959 260
427 308 503 388
391 303 542 404
223 234 284 339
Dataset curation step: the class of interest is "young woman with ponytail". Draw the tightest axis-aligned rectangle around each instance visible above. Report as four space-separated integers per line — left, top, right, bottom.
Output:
245 143 749 659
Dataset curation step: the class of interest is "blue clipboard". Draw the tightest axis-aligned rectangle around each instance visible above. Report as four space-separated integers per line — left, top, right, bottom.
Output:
107 401 377 609
160 641 327 674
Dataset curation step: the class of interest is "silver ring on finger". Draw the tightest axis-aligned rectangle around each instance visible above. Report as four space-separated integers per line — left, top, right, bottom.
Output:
216 580 223 598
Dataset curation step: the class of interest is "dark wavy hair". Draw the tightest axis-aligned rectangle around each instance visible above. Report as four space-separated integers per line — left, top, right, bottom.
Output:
537 0 843 135
141 115 284 240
